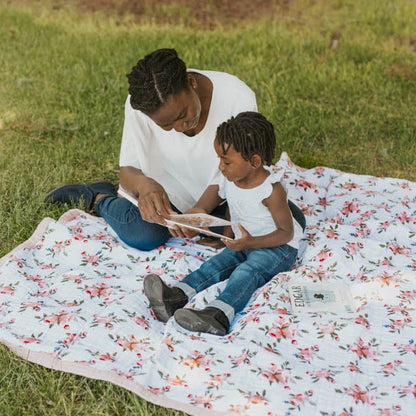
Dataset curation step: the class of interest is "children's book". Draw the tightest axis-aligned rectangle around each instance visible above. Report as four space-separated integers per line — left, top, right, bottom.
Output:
165 213 232 240
118 188 233 240
288 282 356 313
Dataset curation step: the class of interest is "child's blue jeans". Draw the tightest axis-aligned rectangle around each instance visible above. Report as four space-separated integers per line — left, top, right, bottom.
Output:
175 244 298 323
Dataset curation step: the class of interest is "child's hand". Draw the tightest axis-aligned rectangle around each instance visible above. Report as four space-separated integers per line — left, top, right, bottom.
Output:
222 224 253 251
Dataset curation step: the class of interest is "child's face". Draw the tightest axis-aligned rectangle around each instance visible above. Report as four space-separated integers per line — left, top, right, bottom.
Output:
214 139 255 184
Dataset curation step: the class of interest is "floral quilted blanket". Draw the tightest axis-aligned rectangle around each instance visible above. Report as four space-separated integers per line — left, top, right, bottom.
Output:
0 153 415 416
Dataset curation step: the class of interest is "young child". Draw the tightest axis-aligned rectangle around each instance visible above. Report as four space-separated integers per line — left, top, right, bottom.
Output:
143 112 305 335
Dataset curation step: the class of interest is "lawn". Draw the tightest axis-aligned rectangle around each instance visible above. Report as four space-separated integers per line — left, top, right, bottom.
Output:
0 0 415 414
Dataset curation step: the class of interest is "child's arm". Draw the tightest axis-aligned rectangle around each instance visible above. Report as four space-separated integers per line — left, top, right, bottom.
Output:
189 184 224 214
223 182 294 251
169 185 225 238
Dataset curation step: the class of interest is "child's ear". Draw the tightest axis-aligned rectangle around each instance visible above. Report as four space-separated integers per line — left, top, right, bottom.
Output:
250 154 262 168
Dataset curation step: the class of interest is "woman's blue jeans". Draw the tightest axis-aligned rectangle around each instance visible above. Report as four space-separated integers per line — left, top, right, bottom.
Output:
95 196 172 251
175 244 298 322
95 195 227 251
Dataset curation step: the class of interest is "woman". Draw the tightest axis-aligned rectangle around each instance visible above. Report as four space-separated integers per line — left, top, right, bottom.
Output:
45 48 258 250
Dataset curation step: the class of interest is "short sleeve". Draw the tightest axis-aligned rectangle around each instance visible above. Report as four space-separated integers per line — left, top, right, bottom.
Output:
119 96 152 169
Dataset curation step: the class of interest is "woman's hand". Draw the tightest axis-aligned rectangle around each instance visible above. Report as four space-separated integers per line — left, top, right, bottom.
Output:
168 207 207 239
222 224 253 251
137 177 173 224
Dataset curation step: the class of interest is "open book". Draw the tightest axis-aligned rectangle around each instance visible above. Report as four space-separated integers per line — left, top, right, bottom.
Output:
118 188 233 240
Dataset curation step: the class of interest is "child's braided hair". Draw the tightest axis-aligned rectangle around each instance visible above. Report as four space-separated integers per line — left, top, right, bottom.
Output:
216 111 276 165
127 48 189 115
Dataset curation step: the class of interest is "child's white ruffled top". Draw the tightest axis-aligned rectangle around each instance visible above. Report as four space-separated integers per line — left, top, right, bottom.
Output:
218 166 303 249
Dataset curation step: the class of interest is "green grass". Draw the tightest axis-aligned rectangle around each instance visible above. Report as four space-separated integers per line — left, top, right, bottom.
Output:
1 0 416 414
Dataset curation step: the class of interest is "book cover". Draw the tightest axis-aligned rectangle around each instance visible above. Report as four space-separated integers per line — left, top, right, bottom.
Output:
288 282 356 313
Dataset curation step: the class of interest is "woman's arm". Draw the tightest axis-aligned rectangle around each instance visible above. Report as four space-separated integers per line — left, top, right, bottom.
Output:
119 166 173 224
223 182 294 251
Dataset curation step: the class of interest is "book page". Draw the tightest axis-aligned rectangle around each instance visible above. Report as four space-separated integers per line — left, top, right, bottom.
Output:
165 214 232 240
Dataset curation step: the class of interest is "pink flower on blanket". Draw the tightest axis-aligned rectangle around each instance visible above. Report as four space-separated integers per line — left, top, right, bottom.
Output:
344 241 364 256
50 240 71 254
228 349 252 366
20 336 41 344
96 353 115 362
23 273 47 288
208 373 230 387
85 283 113 298
388 318 411 332
398 290 416 302
187 393 213 408
380 360 402 376
149 268 166 276
341 182 364 191
161 335 175 352
309 369 335 383
396 211 416 224
43 310 74 327
295 179 318 193
133 316 149 330
260 363 290 385
306 265 331 281
86 254 100 264
316 249 333 263
267 316 296 341
348 337 379 360
0 285 15 295
398 342 416 354
20 301 43 311
345 384 376 405
296 345 319 362
386 242 410 257
181 350 212 369
288 390 313 408
354 315 370 329
324 228 338 239
169 251 185 260
347 363 362 373
62 273 84 284
396 383 416 397
93 314 115 329
378 406 401 416
318 322 336 335
116 334 149 355
340 201 361 216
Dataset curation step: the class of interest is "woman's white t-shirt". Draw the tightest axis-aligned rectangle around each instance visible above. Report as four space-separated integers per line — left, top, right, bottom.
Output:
119 70 257 213
218 168 303 249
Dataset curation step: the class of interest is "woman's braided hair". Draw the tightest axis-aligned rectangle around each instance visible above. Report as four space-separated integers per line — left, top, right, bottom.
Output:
127 48 189 115
216 111 276 165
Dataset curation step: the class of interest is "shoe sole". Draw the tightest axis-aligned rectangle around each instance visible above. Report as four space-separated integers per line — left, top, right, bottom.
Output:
143 275 173 323
174 308 227 336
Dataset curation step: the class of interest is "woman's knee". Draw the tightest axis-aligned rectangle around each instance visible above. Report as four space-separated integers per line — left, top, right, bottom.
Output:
117 222 171 251
97 196 171 251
